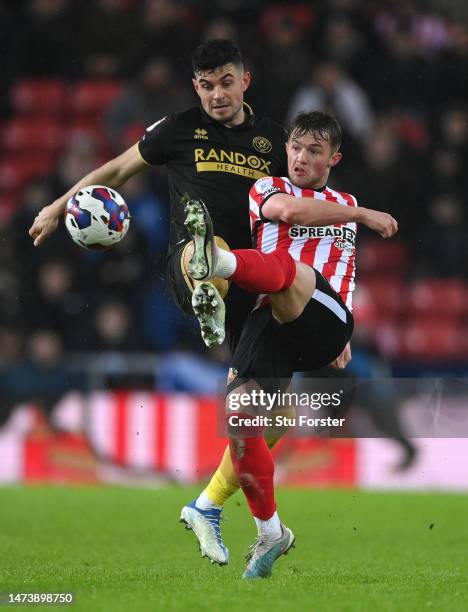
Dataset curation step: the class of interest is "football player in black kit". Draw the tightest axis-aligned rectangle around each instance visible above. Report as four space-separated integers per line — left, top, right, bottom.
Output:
30 39 287 351
29 40 287 564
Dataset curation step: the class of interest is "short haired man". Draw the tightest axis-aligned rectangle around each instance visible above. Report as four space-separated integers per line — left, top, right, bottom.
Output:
29 39 287 351
182 111 398 577
29 38 288 568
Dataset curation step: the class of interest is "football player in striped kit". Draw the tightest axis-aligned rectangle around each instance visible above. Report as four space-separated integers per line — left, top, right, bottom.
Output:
182 111 398 578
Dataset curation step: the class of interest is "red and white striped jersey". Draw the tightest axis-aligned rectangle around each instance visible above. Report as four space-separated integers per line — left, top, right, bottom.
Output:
249 176 357 310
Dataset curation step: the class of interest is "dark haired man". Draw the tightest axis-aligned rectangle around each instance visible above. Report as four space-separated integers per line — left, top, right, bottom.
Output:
29 39 287 566
29 39 286 349
183 111 398 578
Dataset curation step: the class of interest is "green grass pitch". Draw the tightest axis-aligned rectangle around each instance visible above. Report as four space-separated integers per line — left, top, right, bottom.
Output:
1 486 468 611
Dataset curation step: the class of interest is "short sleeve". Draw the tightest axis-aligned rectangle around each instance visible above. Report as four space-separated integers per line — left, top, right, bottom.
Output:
250 176 288 220
138 114 176 166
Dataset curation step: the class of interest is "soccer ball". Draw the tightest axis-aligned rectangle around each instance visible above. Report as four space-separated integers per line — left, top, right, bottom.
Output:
64 185 130 250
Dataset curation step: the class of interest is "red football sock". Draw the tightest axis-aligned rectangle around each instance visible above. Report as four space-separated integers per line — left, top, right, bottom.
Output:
230 250 296 294
229 432 276 520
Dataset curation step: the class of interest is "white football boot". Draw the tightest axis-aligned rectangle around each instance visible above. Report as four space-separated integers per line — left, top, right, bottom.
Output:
180 500 229 566
183 198 225 347
183 199 217 281
243 524 295 579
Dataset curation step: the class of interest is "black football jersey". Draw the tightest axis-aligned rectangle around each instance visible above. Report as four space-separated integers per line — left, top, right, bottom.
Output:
138 104 287 253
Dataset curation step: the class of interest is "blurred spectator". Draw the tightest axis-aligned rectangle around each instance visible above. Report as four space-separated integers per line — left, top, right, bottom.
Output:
319 16 365 71
88 222 153 304
434 22 468 110
128 0 198 76
9 182 78 295
287 62 373 142
438 107 468 151
374 1 449 59
414 194 468 277
24 260 88 349
2 329 85 412
1 0 468 377
257 5 312 122
105 57 192 151
337 115 424 230
86 300 143 351
203 16 238 42
0 328 24 367
361 15 436 112
141 279 202 352
12 0 79 78
120 174 169 259
48 133 101 195
76 0 138 77
426 107 468 196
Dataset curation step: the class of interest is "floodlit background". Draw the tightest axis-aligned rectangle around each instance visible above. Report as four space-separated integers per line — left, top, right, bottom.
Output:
1 0 468 487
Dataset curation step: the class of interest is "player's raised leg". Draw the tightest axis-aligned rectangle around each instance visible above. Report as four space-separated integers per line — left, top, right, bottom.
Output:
182 198 228 347
183 196 316 322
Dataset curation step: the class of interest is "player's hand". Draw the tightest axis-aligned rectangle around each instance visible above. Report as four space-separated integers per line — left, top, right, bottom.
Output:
330 342 351 369
28 205 60 246
360 209 398 238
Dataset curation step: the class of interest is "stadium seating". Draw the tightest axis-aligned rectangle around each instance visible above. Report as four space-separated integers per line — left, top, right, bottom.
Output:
65 118 110 156
0 191 22 225
1 117 63 153
358 277 404 322
0 79 123 226
0 156 55 191
68 81 122 116
397 319 461 360
404 279 468 319
357 238 407 277
10 79 67 117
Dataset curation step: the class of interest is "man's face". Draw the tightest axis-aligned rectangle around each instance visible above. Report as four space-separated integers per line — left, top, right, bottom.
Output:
286 131 342 189
192 63 251 127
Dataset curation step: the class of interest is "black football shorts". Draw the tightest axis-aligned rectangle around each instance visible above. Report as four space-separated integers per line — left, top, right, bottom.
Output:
229 270 354 388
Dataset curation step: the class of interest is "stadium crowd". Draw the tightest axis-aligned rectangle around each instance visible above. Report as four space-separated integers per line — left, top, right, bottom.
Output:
1 0 468 394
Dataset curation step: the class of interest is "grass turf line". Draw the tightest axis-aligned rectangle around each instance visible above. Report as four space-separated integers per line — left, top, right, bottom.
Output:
1 486 468 611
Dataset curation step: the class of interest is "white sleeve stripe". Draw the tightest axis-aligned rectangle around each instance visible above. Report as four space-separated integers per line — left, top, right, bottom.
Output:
249 195 260 217
312 288 348 323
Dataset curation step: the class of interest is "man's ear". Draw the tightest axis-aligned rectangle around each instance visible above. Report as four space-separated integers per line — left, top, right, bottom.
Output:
329 151 342 167
192 78 200 97
242 71 251 92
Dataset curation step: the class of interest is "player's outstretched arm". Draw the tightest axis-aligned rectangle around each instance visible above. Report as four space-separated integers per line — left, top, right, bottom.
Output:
29 143 147 247
262 194 398 238
356 207 398 238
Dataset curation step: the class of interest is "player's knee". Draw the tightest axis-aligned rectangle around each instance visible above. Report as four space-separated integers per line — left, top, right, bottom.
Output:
295 261 316 293
214 235 230 252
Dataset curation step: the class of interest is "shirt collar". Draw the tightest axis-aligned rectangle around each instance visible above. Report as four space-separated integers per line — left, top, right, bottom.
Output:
284 177 327 192
200 102 255 129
